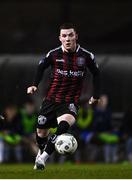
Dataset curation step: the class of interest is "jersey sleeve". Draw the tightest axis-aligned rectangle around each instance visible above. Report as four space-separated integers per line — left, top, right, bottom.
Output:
33 52 52 87
86 53 101 99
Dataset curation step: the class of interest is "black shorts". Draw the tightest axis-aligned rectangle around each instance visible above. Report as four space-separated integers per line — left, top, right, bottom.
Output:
37 100 78 129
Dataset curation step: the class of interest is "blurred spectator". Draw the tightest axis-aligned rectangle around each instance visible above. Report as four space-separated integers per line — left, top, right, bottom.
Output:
0 136 4 163
93 94 119 163
3 104 23 163
20 98 38 160
0 115 4 163
123 105 132 162
71 103 95 163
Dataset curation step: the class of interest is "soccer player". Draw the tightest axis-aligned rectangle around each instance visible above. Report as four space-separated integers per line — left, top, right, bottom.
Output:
27 23 101 170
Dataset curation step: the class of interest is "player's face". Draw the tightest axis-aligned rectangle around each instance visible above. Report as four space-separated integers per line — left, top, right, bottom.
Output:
59 28 78 52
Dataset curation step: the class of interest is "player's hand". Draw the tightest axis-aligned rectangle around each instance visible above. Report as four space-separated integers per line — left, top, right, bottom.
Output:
89 96 100 105
27 86 37 94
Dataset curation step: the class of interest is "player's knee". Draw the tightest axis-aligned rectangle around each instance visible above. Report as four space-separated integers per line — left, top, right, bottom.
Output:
37 128 49 137
57 114 76 126
66 118 75 126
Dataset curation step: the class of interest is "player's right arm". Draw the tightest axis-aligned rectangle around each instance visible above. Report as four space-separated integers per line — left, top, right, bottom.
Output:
27 52 52 94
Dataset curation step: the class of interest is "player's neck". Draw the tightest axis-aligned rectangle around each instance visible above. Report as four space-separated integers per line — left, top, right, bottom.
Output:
62 44 77 53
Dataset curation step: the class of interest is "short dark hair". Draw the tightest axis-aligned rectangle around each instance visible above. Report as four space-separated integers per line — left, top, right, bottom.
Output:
59 23 77 32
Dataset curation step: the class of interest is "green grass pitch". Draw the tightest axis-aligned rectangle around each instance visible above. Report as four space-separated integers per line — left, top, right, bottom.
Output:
0 163 132 179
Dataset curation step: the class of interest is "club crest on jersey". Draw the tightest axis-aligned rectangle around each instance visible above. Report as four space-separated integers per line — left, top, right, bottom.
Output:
77 57 85 66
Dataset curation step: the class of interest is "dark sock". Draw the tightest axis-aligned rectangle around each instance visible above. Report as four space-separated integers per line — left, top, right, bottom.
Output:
45 121 70 155
56 121 70 135
36 133 48 153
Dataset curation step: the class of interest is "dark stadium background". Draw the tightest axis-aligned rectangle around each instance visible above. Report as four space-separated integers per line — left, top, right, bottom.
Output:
0 0 132 167
0 0 132 112
0 0 132 111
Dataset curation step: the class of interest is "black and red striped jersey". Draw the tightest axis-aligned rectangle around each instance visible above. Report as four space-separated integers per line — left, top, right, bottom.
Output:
33 44 100 104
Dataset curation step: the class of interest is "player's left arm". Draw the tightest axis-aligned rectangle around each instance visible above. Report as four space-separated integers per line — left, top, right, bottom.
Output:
86 53 101 105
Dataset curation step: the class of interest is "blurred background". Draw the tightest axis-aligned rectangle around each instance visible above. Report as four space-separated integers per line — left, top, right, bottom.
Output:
0 0 132 164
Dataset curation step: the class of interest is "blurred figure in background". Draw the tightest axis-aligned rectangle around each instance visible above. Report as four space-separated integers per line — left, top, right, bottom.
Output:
20 98 38 160
72 103 95 163
0 115 5 163
123 104 132 162
93 94 120 163
3 104 23 163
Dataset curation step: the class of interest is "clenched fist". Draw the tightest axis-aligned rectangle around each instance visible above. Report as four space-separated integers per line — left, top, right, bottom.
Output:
27 86 37 94
89 96 100 105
